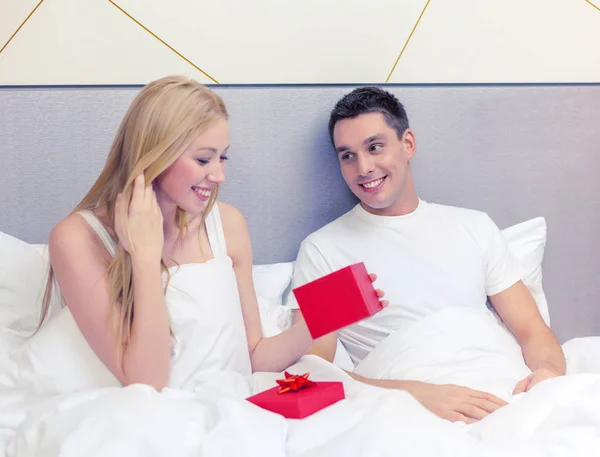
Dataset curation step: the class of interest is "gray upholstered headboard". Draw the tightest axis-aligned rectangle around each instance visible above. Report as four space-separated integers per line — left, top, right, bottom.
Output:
1 84 599 343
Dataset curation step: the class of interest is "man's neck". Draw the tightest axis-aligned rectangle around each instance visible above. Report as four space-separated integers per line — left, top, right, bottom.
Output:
359 195 420 217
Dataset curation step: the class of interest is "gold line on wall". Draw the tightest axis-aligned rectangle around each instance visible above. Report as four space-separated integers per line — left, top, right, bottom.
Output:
584 0 600 12
385 0 431 83
0 0 46 56
108 0 219 84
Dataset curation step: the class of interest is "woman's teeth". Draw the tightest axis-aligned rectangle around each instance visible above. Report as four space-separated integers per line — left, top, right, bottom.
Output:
193 187 211 198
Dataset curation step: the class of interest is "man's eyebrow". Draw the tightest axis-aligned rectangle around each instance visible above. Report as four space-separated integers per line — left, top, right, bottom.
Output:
335 134 386 154
364 134 385 144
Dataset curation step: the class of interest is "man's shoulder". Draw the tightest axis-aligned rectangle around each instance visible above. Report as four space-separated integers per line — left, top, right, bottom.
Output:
427 201 492 226
301 206 358 247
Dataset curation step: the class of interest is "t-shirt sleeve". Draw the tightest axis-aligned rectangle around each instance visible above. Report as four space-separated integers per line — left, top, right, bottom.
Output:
482 214 522 296
286 239 333 309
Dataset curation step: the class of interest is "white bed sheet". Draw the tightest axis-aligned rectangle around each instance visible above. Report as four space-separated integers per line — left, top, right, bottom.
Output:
1 311 600 457
1 357 600 457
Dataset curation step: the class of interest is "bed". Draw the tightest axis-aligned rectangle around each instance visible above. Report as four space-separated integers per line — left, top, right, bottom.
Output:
1 84 600 456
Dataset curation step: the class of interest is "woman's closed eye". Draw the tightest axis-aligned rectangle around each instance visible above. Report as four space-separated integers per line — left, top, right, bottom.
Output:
197 156 229 166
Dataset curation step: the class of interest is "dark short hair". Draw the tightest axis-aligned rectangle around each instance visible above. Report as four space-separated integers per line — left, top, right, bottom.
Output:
328 86 410 146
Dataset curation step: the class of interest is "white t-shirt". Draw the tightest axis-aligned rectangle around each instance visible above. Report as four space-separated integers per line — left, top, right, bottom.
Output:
288 199 522 365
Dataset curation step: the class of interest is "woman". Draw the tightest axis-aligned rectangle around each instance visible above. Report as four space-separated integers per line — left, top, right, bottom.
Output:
39 75 386 392
35 77 286 390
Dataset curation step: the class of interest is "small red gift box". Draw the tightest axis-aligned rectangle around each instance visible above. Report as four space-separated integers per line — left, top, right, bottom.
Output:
292 262 382 339
247 373 345 419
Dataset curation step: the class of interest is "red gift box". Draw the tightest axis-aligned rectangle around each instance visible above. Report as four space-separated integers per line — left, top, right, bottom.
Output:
292 262 382 339
247 378 345 419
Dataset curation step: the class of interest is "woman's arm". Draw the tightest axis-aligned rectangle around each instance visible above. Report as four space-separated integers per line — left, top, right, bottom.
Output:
220 203 313 372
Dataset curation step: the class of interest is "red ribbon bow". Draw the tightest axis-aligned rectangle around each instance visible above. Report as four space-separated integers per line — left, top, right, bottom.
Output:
276 371 316 394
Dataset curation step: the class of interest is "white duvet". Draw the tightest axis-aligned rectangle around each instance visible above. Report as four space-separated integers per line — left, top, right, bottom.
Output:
1 308 600 457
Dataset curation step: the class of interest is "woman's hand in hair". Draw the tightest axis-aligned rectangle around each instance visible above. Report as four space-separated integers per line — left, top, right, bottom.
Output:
115 173 164 265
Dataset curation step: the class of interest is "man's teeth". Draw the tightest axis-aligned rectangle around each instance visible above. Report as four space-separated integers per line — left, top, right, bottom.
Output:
363 178 384 189
193 187 211 197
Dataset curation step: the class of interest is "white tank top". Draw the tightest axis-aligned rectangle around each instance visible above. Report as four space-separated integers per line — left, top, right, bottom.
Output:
78 204 252 389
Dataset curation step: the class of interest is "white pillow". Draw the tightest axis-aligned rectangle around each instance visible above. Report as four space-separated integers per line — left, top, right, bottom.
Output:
0 306 121 394
252 262 294 337
252 262 294 301
501 217 549 326
0 233 52 336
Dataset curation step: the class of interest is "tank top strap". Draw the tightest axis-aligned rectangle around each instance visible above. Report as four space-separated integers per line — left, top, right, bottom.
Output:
77 210 117 257
204 203 228 258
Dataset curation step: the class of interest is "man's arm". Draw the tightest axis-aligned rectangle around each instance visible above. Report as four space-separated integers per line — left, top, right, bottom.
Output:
489 280 566 393
347 371 507 424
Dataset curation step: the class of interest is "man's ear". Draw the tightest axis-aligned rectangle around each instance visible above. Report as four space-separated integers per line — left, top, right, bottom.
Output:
402 129 417 160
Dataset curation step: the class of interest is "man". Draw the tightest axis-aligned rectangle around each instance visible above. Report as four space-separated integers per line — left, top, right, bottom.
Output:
290 87 565 424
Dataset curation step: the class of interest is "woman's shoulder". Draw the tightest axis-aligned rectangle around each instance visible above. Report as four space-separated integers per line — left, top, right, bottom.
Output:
214 201 250 259
215 201 247 230
49 209 112 262
50 213 89 246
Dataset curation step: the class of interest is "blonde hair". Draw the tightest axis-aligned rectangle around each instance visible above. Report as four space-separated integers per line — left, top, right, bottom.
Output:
38 75 228 344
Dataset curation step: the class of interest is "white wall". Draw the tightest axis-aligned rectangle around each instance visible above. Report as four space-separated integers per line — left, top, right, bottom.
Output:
2 84 600 342
1 0 599 84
